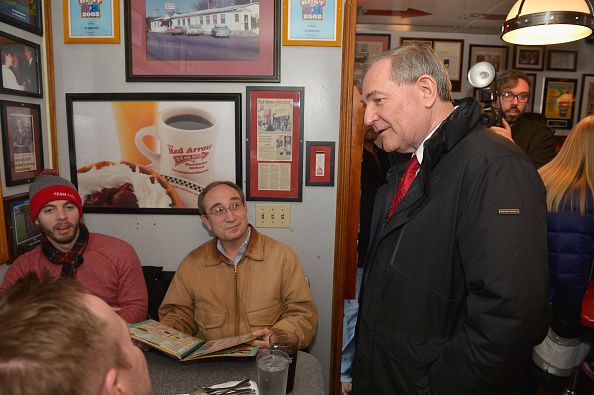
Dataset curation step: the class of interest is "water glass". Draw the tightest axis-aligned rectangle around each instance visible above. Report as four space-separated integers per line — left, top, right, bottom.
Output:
257 349 289 395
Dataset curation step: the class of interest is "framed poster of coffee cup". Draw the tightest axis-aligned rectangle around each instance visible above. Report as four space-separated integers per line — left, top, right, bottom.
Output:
66 93 242 214
541 78 578 130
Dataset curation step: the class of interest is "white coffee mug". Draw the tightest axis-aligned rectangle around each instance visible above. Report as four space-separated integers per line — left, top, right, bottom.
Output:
135 106 218 186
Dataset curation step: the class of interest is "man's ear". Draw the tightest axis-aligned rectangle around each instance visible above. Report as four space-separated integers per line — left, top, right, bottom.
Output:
200 215 212 232
416 75 438 108
102 368 120 395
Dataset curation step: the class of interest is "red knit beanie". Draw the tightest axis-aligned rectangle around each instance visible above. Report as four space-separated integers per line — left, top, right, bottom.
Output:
29 172 83 221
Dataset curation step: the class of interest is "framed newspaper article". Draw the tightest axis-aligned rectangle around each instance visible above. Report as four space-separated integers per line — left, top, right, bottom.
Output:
0 100 44 186
246 86 304 201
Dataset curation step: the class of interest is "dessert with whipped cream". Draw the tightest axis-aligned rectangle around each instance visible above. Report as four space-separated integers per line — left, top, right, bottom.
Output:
77 161 183 208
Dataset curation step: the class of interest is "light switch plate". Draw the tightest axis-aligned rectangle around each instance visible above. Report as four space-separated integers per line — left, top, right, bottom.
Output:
255 204 291 228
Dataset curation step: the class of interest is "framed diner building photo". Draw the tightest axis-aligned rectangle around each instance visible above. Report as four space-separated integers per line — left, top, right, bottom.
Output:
541 78 578 130
125 1 280 82
0 100 44 186
246 86 304 201
0 31 43 98
3 193 41 262
305 141 335 186
282 0 342 46
0 0 43 36
63 0 120 44
66 93 242 214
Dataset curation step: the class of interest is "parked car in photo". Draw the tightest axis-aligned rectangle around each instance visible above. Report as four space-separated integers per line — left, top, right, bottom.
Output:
167 26 185 35
185 24 205 36
211 25 231 38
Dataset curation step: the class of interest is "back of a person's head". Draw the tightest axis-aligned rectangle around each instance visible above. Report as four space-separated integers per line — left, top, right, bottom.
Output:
364 42 452 102
539 115 594 214
0 274 119 395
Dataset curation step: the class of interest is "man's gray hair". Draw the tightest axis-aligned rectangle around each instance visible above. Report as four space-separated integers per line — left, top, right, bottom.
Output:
364 42 452 102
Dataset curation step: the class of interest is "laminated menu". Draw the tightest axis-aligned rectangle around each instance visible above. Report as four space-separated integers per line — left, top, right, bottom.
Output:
129 319 258 361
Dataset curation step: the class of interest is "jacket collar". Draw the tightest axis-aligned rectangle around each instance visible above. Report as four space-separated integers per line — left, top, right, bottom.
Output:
205 225 265 266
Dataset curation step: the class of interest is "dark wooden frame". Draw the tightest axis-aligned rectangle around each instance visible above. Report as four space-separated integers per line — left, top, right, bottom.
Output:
0 31 43 98
3 193 41 262
578 74 594 120
0 100 44 186
399 37 464 91
467 44 509 73
246 86 304 201
513 45 545 71
525 73 537 113
0 0 43 36
546 50 578 72
66 92 242 214
125 1 280 82
305 141 335 186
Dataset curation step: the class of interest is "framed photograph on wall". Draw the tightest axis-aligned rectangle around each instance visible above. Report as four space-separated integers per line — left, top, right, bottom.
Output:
305 141 335 186
578 74 594 120
513 45 544 70
525 73 537 113
468 44 509 73
125 1 280 82
547 50 578 72
63 0 120 43
282 0 342 46
3 193 41 262
355 33 391 85
246 86 304 201
0 31 43 98
66 93 242 214
0 100 44 186
0 0 43 36
541 78 578 129
400 38 464 91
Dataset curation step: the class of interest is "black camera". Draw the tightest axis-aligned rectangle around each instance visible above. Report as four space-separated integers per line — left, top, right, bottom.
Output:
468 62 502 127
477 87 503 127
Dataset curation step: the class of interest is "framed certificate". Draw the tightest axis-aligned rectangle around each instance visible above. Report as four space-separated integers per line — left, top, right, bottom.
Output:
282 0 342 46
63 0 120 43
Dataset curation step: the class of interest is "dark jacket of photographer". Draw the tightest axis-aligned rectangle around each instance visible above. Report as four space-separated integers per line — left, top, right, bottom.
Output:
512 117 556 168
352 98 549 395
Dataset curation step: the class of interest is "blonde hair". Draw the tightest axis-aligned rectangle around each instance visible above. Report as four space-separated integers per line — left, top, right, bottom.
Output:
538 115 594 215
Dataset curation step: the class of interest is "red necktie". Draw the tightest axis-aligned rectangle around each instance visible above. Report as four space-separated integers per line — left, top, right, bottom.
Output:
386 155 420 220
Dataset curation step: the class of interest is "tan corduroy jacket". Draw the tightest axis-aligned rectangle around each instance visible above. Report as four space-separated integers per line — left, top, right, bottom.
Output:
159 227 318 348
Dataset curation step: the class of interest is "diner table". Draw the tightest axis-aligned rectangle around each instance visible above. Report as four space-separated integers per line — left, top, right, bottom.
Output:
145 349 325 395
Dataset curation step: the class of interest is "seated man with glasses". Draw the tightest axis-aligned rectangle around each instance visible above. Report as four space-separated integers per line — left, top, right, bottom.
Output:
159 181 318 349
491 69 556 167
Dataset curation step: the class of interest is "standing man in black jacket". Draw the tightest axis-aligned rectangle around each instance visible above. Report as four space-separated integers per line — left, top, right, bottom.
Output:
491 69 556 168
351 43 549 395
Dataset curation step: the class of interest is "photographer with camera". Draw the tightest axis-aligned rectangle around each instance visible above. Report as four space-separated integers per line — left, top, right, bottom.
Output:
490 69 556 168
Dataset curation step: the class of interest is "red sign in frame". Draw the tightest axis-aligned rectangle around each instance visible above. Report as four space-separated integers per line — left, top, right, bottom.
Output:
246 87 304 201
305 141 335 186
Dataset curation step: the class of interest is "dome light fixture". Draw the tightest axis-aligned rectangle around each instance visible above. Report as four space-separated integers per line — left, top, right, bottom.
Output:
501 0 594 45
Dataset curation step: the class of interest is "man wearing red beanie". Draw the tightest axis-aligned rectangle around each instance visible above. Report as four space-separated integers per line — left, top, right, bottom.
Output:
0 172 148 323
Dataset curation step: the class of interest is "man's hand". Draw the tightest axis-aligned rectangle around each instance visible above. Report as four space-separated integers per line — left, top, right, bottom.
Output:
250 328 273 348
487 118 514 142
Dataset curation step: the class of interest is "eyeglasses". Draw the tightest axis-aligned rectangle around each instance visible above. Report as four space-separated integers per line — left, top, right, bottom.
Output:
499 91 530 103
208 201 244 217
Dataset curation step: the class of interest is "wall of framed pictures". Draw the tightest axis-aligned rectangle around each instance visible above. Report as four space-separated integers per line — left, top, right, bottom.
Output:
0 0 47 268
30 1 343 382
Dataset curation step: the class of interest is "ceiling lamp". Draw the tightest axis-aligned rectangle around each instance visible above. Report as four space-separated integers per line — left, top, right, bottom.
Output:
501 0 594 45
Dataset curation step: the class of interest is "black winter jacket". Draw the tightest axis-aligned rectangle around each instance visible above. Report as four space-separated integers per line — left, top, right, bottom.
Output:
352 98 550 395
